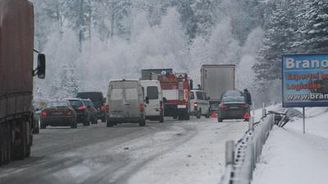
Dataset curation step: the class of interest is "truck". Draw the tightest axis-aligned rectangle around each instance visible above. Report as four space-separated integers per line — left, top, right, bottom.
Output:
0 0 46 165
200 64 235 112
141 69 192 120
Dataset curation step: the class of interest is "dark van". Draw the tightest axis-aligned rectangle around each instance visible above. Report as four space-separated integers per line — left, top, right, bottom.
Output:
76 92 106 122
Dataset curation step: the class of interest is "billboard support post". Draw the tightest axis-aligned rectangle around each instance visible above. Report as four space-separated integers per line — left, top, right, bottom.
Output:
303 107 306 134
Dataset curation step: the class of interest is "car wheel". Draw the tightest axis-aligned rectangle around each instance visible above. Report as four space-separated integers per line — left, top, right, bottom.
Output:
92 117 97 124
33 125 39 134
139 119 146 127
40 123 46 129
71 121 77 129
83 120 90 126
101 116 107 123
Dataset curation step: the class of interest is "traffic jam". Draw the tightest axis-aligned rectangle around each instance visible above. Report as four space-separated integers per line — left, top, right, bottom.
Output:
33 66 252 131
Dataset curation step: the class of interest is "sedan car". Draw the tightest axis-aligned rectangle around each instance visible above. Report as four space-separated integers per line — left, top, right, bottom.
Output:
67 98 91 126
81 99 98 124
40 101 77 129
217 90 250 122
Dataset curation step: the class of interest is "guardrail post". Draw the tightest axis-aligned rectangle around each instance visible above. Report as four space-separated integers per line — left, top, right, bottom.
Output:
249 117 254 131
262 103 266 118
225 140 235 166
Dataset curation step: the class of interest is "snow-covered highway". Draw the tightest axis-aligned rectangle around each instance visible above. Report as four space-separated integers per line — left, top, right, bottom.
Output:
0 118 248 184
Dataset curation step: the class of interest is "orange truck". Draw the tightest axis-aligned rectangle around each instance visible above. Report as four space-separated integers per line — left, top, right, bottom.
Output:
0 0 46 165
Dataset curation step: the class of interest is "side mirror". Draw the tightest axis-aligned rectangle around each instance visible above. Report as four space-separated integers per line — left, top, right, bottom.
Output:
163 97 167 103
190 80 193 90
103 97 106 103
145 97 149 104
37 54 46 79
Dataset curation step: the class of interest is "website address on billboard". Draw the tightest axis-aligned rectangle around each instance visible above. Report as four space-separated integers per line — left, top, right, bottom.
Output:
287 93 328 101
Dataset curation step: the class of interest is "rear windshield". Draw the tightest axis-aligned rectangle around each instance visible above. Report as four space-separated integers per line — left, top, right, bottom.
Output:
147 86 158 99
68 100 83 108
222 96 245 103
76 92 103 102
110 89 123 100
126 88 138 100
47 101 67 108
83 100 94 107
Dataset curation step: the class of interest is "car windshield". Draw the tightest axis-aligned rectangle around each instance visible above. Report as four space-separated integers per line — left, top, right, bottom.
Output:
47 101 68 108
68 100 83 108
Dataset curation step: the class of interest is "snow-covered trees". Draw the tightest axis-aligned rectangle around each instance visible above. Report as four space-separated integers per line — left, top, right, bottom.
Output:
32 0 328 106
299 0 328 52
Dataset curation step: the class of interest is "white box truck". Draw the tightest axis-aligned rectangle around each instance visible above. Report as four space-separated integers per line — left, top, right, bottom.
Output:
200 64 236 112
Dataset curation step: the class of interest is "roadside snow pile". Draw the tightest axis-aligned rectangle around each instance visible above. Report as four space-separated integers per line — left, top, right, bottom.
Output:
252 107 328 184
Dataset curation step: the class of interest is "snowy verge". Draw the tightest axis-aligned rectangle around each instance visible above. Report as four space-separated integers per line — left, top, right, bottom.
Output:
252 107 328 184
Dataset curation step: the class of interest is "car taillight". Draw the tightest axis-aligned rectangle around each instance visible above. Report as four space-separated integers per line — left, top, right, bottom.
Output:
41 111 47 118
78 105 87 110
139 104 145 112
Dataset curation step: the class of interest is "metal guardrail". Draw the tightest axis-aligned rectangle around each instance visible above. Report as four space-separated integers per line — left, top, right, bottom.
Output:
219 108 289 184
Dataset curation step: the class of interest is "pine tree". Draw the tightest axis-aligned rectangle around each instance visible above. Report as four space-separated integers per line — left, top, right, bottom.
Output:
299 0 328 52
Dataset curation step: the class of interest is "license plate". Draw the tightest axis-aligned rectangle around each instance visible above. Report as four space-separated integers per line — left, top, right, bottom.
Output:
229 106 240 109
177 105 186 109
51 112 63 115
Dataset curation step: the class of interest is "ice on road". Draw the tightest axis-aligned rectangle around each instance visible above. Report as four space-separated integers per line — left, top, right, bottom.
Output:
0 118 248 184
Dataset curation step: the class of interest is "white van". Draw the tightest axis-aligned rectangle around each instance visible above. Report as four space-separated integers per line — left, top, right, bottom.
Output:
107 79 146 127
140 80 164 122
190 89 210 118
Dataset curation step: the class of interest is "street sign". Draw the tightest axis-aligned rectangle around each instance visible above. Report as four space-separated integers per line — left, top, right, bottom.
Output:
282 54 328 107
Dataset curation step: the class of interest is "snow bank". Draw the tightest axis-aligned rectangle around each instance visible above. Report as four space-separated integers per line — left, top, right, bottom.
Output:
252 107 328 184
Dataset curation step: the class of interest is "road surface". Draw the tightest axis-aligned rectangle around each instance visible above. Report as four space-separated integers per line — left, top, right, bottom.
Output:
0 118 248 184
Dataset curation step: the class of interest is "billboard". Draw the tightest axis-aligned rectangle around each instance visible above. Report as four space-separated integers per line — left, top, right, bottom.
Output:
282 54 328 107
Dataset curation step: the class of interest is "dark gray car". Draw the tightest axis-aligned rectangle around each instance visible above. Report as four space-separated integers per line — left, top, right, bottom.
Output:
217 90 250 122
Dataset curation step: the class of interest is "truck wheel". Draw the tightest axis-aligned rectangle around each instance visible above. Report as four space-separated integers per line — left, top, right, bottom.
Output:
107 119 114 127
13 121 27 160
1 124 12 165
196 110 201 119
139 119 146 127
185 114 190 120
159 114 164 123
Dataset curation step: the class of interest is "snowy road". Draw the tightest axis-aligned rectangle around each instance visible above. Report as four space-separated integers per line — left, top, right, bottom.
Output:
0 118 248 184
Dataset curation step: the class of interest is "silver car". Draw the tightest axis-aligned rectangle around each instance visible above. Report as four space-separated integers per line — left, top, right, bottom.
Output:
106 79 146 127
